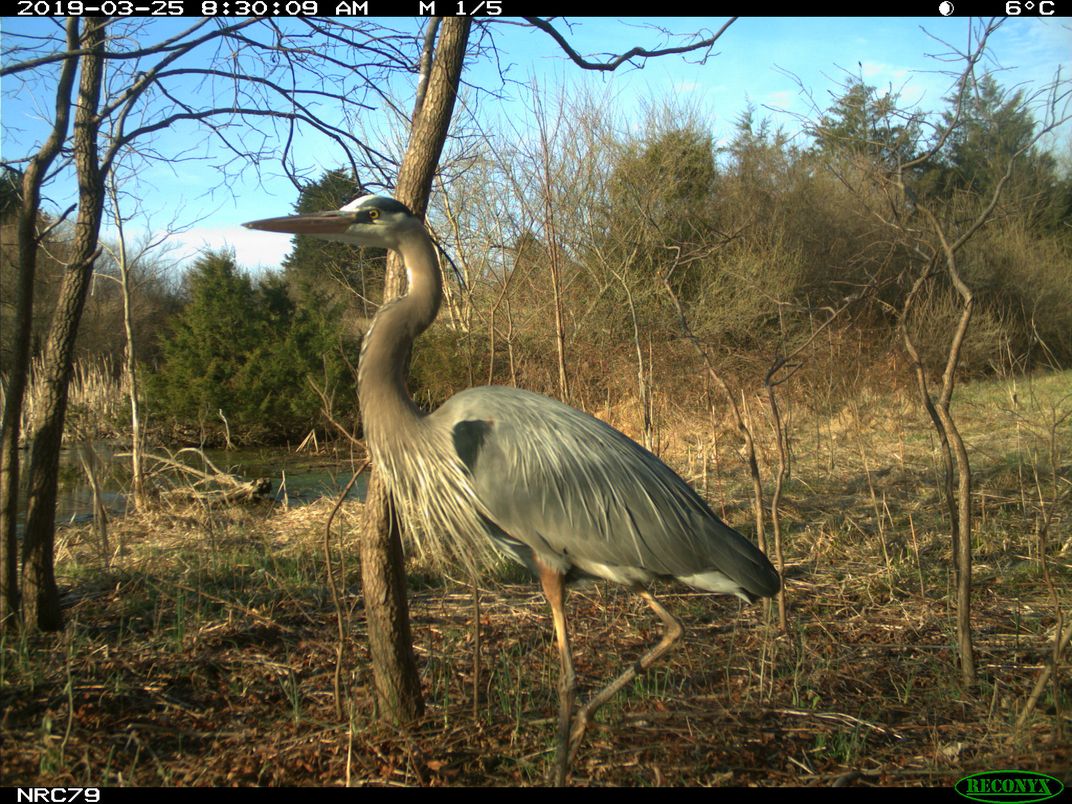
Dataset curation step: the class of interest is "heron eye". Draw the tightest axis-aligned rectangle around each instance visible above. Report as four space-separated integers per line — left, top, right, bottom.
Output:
368 209 380 221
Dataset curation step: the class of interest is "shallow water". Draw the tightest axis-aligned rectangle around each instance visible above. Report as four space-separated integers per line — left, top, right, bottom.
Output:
17 442 369 527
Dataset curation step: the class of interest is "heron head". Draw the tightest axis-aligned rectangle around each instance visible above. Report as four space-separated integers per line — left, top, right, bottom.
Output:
243 194 418 249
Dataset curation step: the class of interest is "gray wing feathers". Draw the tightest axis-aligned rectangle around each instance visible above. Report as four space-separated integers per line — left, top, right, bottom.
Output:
436 387 779 598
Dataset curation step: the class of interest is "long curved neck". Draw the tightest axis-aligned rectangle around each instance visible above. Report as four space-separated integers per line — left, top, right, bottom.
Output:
358 223 442 438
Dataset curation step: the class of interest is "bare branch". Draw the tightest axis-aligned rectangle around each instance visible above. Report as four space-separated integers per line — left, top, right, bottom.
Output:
524 17 735 72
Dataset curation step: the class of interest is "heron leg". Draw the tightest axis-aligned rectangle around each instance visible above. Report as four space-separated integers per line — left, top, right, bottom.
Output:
537 563 575 787
567 587 683 765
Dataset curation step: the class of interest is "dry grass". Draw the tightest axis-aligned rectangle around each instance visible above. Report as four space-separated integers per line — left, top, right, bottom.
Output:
1 356 129 442
1 371 1069 787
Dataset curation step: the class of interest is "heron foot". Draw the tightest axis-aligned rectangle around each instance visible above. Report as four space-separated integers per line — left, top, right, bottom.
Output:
563 588 685 774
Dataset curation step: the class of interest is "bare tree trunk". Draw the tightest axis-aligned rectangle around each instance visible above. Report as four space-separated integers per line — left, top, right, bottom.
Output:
22 19 107 632
902 276 976 685
739 392 767 555
106 174 146 511
899 231 978 686
533 94 571 404
547 225 570 404
927 209 978 687
615 270 652 451
121 270 145 512
360 472 424 722
765 379 789 632
937 392 976 685
505 296 518 387
359 16 471 724
393 18 470 225
0 19 80 630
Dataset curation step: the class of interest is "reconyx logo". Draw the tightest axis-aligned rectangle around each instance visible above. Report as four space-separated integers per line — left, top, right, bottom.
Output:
955 771 1064 804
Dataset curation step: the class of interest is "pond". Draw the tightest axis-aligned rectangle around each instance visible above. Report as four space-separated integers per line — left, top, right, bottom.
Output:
17 442 369 528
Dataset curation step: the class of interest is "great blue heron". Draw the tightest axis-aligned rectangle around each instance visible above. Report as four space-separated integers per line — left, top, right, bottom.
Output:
245 194 780 785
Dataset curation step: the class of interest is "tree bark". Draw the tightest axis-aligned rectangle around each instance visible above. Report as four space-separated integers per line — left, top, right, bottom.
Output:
765 378 789 632
930 211 978 687
360 472 424 722
107 175 146 512
0 19 80 630
901 265 975 685
359 16 471 724
21 19 107 632
121 251 146 512
394 18 471 224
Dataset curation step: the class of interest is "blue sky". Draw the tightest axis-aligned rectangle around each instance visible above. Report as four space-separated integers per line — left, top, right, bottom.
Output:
2 16 1069 274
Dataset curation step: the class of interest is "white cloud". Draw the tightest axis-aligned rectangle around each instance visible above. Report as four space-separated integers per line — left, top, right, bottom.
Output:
860 61 910 82
674 81 703 94
169 225 293 273
763 89 798 110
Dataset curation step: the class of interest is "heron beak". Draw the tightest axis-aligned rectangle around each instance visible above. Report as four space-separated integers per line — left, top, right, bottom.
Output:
243 211 355 235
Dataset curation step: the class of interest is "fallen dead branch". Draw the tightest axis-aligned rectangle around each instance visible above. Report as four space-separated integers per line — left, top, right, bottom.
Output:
131 448 271 504
770 707 904 740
